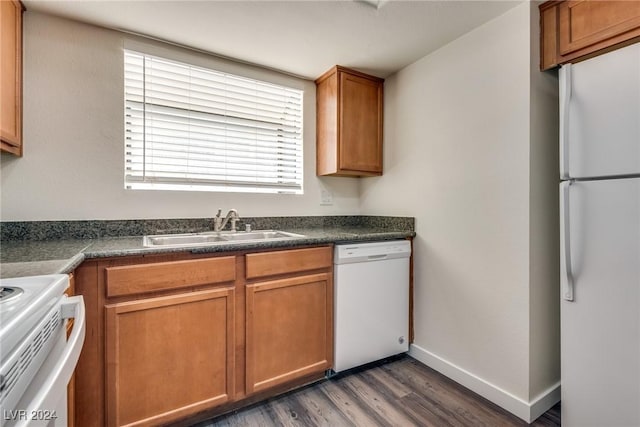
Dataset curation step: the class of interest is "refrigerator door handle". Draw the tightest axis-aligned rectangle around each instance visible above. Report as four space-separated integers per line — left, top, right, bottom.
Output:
560 181 574 301
559 64 572 180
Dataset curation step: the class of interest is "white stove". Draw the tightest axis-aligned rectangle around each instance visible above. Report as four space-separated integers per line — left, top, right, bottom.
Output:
0 275 85 427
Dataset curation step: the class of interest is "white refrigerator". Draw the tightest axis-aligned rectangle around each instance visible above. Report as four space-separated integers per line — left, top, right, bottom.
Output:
559 42 640 427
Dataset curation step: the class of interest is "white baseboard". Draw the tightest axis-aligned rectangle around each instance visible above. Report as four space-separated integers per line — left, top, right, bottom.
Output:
408 343 560 423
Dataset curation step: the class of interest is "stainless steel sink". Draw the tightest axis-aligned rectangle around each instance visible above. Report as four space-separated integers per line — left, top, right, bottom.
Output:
220 230 302 241
143 230 305 247
143 233 227 247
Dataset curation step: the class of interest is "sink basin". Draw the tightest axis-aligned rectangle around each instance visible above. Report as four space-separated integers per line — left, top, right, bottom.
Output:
143 230 305 248
143 233 227 247
219 230 303 241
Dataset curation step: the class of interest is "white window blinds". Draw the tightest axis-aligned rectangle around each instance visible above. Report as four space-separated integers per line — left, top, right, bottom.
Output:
124 50 304 194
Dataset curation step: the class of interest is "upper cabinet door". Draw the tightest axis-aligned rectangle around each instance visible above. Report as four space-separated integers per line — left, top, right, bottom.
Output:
559 1 640 56
316 66 383 177
539 0 640 71
1 0 23 156
560 42 640 179
338 72 383 174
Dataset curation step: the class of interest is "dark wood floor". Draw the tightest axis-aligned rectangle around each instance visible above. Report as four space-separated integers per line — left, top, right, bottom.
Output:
193 356 561 427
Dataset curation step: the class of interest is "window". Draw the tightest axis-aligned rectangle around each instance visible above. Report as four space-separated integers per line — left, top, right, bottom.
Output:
124 50 304 194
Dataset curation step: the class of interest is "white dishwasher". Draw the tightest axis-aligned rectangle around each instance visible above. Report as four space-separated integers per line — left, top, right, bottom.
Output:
333 240 411 373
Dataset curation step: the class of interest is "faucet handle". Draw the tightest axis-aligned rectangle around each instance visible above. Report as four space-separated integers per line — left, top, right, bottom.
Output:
213 209 223 232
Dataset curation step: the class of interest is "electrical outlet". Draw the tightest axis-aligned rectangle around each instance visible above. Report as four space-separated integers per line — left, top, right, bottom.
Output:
320 189 333 206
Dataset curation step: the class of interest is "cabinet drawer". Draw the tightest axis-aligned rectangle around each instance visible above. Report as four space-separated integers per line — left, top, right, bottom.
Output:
246 247 332 279
105 257 236 298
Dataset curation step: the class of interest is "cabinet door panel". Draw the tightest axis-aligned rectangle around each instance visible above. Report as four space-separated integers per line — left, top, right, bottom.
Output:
0 0 22 154
245 273 332 394
105 288 234 427
559 1 640 56
339 73 382 173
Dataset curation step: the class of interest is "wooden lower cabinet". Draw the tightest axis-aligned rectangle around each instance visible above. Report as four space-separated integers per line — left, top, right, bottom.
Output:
105 288 235 427
73 246 334 427
245 273 333 394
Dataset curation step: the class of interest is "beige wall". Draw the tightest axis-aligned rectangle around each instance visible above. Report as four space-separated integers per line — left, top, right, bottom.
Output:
360 2 559 420
528 1 561 402
0 12 360 221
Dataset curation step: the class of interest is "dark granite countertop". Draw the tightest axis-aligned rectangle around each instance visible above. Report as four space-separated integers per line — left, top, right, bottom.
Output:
1 240 92 278
0 224 415 279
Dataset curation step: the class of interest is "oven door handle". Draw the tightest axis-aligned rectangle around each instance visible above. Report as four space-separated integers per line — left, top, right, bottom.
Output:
17 295 85 427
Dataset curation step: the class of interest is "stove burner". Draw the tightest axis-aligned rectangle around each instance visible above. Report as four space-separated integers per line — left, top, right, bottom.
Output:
0 286 23 303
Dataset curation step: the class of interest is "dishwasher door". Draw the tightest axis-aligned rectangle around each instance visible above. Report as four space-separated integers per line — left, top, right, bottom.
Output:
333 240 411 373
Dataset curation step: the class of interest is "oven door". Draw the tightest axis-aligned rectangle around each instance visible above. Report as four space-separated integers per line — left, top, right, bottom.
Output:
3 296 85 427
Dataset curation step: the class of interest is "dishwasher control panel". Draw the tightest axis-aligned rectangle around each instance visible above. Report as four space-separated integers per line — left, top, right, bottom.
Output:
334 240 411 264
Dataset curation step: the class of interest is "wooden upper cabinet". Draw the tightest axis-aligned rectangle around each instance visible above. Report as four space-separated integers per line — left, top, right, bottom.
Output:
316 66 383 177
559 1 640 55
1 0 23 156
540 0 640 70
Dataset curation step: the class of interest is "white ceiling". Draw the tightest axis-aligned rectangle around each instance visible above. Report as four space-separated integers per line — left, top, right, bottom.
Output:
23 0 522 80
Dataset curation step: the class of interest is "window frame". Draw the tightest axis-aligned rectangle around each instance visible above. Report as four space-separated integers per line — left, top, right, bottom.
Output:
123 48 305 195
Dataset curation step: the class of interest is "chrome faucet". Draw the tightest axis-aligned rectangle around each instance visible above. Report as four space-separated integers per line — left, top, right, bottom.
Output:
213 209 239 232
